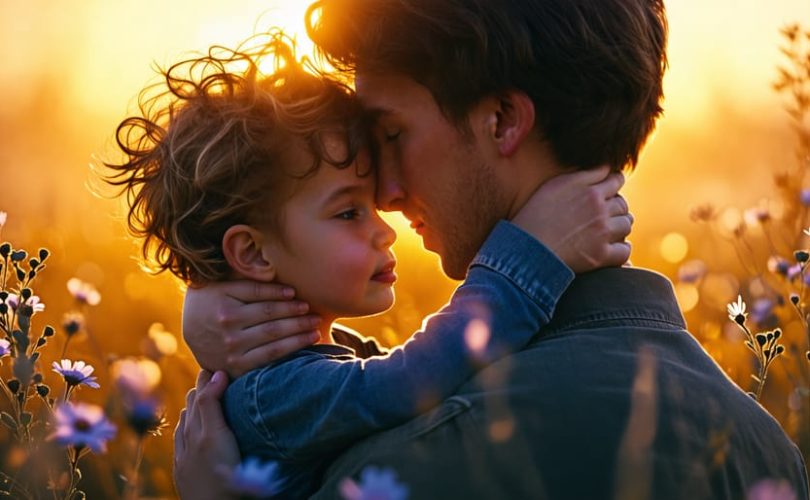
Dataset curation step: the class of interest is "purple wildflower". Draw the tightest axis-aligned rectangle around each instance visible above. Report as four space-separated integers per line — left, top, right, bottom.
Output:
66 278 101 306
744 207 771 226
5 294 45 313
786 263 802 281
0 339 10 358
750 298 778 329
61 311 85 337
52 360 100 389
50 402 117 453
678 259 707 284
227 458 284 498
801 189 810 207
767 256 791 277
340 466 409 500
124 394 168 437
111 358 161 397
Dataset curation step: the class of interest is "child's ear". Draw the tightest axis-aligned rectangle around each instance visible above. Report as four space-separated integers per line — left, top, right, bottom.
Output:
489 90 536 157
222 225 277 282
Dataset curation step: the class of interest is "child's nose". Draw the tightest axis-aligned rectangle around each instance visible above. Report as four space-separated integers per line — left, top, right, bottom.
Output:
373 217 397 249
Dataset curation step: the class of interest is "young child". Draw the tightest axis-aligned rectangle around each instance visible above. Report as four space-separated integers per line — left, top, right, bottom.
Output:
107 34 626 498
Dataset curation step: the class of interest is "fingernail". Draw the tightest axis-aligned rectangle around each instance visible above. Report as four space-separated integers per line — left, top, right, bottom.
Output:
283 287 295 298
310 316 322 327
297 302 309 313
212 371 225 384
309 331 321 342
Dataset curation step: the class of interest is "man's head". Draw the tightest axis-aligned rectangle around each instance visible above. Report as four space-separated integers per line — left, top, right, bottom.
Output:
307 0 667 278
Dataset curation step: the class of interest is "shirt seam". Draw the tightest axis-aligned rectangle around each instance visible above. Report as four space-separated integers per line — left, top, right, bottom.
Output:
543 314 684 334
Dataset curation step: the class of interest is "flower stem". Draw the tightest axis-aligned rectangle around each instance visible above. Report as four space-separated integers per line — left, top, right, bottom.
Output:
59 336 72 360
125 438 145 500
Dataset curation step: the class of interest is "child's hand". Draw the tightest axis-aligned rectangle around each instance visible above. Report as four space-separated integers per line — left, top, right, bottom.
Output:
510 166 633 273
183 281 321 378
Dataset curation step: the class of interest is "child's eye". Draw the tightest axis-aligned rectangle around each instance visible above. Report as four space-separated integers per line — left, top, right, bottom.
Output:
336 208 361 220
384 130 401 142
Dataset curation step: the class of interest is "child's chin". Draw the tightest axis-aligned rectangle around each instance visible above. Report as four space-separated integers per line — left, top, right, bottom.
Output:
355 294 395 318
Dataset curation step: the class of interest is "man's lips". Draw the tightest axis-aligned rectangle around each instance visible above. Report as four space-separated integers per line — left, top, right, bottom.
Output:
409 220 426 235
371 261 397 283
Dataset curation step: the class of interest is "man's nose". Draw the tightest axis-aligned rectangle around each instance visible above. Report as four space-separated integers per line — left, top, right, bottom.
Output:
375 169 406 212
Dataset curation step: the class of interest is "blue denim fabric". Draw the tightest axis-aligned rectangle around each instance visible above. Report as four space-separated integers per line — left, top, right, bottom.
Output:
222 221 574 498
313 268 810 500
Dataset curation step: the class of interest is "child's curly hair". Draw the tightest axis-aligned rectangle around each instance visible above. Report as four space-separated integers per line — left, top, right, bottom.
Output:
105 32 369 285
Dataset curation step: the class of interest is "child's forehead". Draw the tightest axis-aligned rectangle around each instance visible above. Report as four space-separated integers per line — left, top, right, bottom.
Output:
307 162 375 194
288 161 373 207
282 130 368 176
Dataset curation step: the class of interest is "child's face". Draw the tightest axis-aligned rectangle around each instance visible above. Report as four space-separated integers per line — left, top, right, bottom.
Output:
263 149 397 320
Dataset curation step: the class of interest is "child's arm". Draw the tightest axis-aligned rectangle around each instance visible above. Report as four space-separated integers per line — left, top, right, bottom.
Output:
183 167 630 376
225 220 571 461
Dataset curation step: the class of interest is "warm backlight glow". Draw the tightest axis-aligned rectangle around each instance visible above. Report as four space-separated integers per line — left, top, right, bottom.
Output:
674 282 699 313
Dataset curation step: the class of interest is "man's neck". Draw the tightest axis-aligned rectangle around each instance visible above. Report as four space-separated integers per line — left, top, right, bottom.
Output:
503 140 565 219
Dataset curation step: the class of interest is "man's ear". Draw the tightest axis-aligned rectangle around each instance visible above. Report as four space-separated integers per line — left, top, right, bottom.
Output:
489 90 536 157
222 225 277 282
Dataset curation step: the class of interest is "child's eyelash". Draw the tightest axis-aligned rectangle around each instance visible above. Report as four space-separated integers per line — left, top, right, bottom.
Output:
337 208 361 220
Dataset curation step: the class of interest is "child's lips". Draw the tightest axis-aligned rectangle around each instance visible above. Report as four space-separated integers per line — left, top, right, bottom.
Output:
371 262 397 283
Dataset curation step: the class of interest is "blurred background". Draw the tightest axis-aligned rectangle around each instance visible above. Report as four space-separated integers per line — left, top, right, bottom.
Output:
0 0 808 497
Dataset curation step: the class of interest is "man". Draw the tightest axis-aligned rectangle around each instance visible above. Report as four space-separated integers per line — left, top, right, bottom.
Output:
175 0 810 498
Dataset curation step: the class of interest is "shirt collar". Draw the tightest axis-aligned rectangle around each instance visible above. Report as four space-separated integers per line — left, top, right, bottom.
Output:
542 267 687 334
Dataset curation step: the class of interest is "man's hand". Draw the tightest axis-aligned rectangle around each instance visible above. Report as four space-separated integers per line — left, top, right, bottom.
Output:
511 166 633 273
174 370 239 500
183 282 321 378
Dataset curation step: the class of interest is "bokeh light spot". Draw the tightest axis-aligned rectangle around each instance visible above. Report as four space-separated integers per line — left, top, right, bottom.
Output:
464 319 491 356
488 418 515 443
701 273 740 309
700 321 722 340
660 232 689 263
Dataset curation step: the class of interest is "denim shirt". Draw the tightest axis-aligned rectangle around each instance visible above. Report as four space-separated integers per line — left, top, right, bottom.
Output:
222 221 574 498
314 268 810 500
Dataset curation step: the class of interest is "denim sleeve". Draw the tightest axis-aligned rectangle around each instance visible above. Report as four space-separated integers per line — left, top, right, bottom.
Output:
242 220 573 461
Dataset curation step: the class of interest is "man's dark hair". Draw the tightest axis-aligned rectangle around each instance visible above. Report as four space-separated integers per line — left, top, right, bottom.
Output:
306 0 667 170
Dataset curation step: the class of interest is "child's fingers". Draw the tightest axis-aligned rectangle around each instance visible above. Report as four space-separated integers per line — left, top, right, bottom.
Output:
572 165 612 185
603 241 633 267
593 171 626 198
546 165 611 192
214 280 296 303
227 301 312 330
233 315 321 351
606 213 634 242
607 195 629 217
